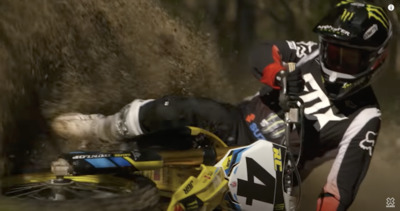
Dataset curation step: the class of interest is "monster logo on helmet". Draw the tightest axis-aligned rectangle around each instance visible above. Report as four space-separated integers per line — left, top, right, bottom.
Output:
340 8 355 22
313 0 392 100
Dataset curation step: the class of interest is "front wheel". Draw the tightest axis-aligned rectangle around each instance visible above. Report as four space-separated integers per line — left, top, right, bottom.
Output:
1 173 160 211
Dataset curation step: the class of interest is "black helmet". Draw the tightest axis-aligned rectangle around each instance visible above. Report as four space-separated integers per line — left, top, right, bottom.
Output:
313 0 392 100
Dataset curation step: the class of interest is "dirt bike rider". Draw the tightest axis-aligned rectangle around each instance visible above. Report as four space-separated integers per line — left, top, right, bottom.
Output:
51 1 392 210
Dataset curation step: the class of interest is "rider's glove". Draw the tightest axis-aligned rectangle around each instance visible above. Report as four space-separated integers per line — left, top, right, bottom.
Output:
260 45 286 89
277 68 304 96
260 45 304 95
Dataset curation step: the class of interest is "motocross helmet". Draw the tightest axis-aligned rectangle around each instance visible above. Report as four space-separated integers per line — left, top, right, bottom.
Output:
313 0 392 100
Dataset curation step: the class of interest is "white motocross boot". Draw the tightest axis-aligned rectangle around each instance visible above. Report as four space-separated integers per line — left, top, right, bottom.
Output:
51 99 154 147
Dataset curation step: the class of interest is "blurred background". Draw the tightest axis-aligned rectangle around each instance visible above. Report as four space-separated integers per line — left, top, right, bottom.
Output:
0 0 398 210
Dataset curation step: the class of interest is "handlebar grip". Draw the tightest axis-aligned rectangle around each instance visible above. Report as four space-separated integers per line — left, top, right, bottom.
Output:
278 62 301 112
277 62 296 96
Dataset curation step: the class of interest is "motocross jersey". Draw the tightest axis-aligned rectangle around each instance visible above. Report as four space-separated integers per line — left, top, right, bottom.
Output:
136 41 381 211
240 40 381 210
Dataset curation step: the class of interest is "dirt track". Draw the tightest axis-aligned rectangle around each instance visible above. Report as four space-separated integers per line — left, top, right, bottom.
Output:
1 0 399 210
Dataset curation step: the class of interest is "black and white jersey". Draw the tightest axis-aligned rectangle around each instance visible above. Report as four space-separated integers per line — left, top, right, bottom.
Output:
243 40 381 209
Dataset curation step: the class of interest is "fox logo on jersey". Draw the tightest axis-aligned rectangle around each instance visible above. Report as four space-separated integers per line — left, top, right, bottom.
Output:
359 131 377 156
300 73 347 130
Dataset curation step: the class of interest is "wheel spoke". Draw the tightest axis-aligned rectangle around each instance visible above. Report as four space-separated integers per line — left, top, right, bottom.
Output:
7 186 49 198
73 182 127 193
4 183 47 195
3 177 137 201
61 186 90 198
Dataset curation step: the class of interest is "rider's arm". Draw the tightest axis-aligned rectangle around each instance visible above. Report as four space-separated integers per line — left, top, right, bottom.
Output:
318 106 381 210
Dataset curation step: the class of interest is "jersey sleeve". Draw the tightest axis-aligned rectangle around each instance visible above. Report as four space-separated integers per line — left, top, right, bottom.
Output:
249 40 318 81
323 107 381 209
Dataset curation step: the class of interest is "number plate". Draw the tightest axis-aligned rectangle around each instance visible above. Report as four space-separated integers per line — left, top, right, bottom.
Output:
215 140 287 211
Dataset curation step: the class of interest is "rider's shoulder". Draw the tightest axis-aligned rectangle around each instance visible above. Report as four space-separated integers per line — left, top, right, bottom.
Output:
334 86 380 116
284 40 319 65
285 40 318 52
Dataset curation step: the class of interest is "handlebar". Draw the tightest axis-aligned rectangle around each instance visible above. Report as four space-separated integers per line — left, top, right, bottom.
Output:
277 62 303 210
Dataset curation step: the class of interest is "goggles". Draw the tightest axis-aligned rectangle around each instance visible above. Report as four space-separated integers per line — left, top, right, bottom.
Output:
321 40 374 79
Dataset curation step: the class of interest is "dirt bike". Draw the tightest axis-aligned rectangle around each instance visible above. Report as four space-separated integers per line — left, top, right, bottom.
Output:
1 64 303 211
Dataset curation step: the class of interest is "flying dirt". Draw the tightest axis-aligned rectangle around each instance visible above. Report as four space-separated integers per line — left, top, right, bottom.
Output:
0 0 234 210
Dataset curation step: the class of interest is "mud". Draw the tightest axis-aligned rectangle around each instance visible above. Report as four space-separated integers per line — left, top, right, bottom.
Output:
0 0 235 176
0 1 238 210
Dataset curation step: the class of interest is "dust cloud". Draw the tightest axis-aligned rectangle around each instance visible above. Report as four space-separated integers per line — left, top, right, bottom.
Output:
0 0 399 210
0 0 234 173
0 0 233 210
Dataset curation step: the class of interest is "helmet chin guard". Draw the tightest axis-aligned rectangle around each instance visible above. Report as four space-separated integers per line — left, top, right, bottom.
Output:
321 62 372 100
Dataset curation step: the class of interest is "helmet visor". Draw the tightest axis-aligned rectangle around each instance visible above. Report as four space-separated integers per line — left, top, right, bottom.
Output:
321 40 373 76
